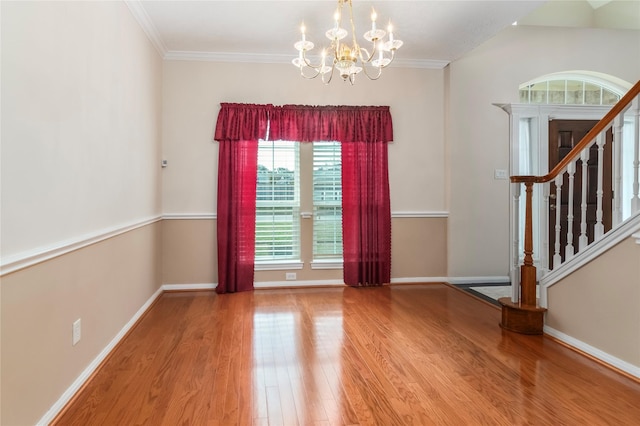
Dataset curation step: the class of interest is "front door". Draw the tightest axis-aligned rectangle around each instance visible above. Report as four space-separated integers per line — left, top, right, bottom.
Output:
548 120 613 269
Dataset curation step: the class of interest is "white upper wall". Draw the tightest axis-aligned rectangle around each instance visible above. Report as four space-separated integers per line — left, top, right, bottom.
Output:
1 1 163 259
161 61 446 216
519 0 640 30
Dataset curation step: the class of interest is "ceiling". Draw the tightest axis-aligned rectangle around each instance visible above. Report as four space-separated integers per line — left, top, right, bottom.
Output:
127 0 629 68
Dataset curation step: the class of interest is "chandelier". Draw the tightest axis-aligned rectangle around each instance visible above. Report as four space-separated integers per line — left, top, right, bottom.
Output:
292 0 403 84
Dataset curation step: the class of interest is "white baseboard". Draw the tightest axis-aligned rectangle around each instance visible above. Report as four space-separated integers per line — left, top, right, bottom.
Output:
254 280 345 288
544 325 640 379
447 276 510 285
390 277 449 284
162 283 217 291
163 278 495 290
36 286 165 426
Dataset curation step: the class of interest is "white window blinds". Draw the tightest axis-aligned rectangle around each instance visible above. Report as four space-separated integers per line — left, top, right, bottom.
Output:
313 141 342 259
256 141 300 261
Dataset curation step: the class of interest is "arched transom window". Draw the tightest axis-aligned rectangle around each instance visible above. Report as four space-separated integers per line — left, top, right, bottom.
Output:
519 71 628 105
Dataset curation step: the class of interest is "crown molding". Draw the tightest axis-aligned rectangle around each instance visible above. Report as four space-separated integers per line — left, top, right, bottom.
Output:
125 0 167 56
164 50 449 70
124 1 449 70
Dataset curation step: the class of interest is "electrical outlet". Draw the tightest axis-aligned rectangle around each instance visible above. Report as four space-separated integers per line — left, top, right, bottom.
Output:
285 272 297 281
72 319 81 346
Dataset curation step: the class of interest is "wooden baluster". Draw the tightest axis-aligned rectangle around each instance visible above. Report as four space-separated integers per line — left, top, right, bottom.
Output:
565 162 576 259
520 181 536 307
579 149 590 250
553 175 562 269
511 182 521 303
595 133 606 239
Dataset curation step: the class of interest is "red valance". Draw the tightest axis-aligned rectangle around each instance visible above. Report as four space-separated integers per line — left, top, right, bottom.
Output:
269 105 393 143
214 103 271 141
214 103 393 143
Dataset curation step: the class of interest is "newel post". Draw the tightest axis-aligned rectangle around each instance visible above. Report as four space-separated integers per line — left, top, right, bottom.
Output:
520 182 537 306
499 178 547 335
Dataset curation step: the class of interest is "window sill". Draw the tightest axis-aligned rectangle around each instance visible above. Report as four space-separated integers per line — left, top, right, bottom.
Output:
255 260 304 271
311 259 344 270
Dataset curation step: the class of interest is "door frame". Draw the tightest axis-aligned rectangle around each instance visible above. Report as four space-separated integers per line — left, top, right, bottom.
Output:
496 104 612 301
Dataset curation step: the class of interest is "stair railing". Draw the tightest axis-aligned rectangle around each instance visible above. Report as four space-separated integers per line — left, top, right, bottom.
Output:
501 80 640 334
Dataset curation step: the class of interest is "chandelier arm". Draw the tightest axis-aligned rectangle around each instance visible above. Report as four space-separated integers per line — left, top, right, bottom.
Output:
360 62 383 80
301 50 323 70
358 46 376 64
299 65 322 80
321 64 335 84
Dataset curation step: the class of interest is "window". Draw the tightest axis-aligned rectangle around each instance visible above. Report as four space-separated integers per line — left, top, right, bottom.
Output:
519 74 624 106
255 140 343 266
313 141 342 259
256 141 299 261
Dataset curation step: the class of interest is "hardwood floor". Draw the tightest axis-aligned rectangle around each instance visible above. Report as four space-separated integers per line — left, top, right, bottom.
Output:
54 284 640 425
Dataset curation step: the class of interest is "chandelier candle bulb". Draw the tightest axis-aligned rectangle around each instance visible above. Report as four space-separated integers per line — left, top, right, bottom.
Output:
301 23 306 42
371 9 377 31
388 23 394 43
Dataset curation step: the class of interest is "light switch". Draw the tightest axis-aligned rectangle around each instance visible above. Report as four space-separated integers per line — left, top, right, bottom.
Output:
494 169 508 180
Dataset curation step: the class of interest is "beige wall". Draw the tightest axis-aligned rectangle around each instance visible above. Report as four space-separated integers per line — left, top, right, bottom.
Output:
1 223 163 425
162 217 447 285
546 237 640 367
447 25 640 278
1 2 163 424
161 59 449 284
161 60 447 216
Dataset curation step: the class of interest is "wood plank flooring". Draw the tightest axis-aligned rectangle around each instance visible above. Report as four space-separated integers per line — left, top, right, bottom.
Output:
54 284 640 425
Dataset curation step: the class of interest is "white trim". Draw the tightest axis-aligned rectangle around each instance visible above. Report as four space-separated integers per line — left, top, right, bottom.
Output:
161 279 456 290
310 259 344 270
163 50 448 69
391 277 449 284
633 232 640 244
391 211 449 218
124 1 167 56
254 260 304 271
0 216 162 276
391 58 449 69
447 276 510 285
36 286 165 426
542 213 640 289
162 212 447 220
254 280 345 288
544 325 640 379
164 50 291 64
163 213 217 220
162 283 217 291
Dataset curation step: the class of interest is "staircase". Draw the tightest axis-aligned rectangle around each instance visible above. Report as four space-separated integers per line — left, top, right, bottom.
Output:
500 80 640 335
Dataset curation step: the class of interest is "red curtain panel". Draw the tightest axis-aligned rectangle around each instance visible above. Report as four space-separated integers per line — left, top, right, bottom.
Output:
214 104 270 293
